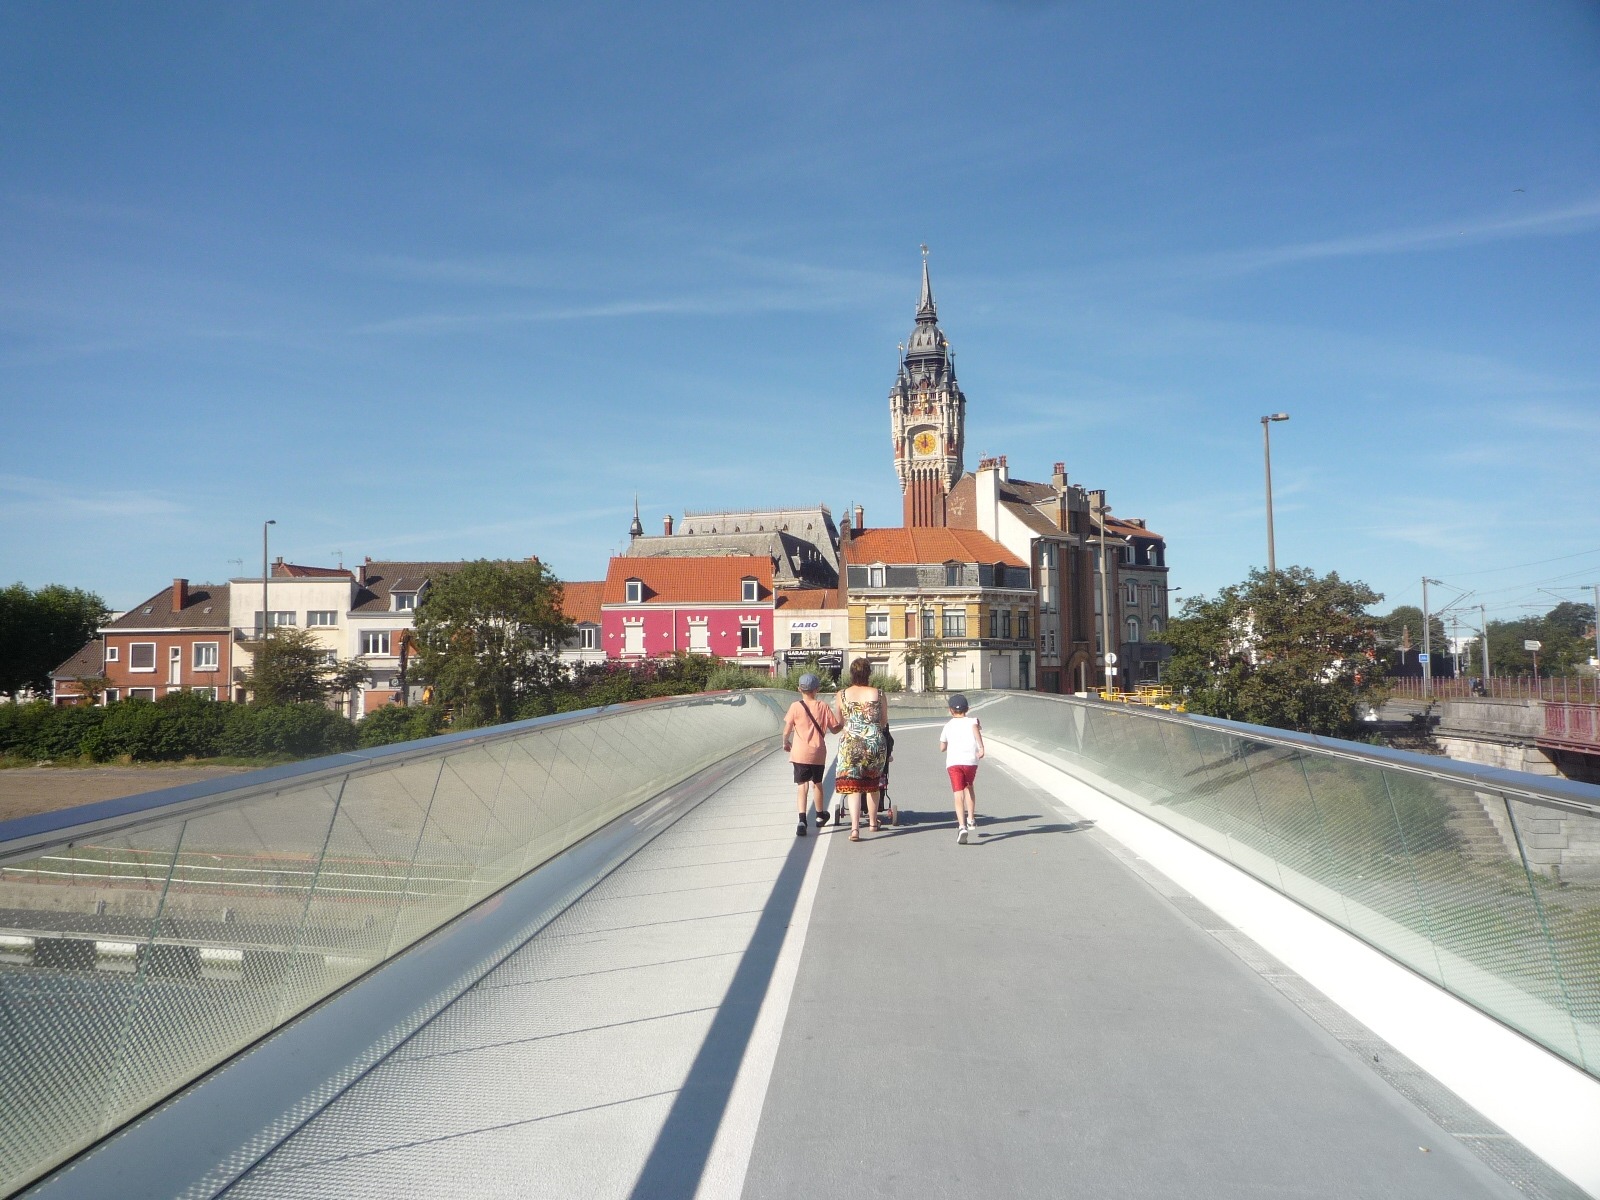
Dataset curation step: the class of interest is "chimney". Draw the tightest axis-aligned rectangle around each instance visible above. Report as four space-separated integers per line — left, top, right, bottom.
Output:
1052 461 1066 488
664 514 674 536
358 556 370 586
840 506 853 546
853 503 864 530
172 578 187 611
997 454 1008 483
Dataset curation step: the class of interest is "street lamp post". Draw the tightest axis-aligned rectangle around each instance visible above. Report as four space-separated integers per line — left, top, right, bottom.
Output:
1421 576 1440 698
1261 413 1289 573
262 520 276 639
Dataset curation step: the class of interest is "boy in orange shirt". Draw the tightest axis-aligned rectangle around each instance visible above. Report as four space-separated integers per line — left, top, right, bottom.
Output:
782 673 841 836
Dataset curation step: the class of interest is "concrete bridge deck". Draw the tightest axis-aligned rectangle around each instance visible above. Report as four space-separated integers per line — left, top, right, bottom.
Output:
215 725 1549 1200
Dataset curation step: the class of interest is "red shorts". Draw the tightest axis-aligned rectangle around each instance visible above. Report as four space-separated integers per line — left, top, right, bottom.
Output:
947 764 978 790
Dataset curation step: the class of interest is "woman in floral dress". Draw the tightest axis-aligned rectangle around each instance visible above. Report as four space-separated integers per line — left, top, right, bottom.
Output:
833 657 889 841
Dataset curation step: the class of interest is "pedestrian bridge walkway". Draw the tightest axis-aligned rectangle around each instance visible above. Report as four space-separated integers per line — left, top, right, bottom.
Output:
2 693 1597 1198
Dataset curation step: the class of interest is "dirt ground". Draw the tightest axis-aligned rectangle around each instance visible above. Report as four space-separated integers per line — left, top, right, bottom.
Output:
0 765 254 823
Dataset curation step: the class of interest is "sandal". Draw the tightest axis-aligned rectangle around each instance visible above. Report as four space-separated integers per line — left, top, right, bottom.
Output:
849 831 861 842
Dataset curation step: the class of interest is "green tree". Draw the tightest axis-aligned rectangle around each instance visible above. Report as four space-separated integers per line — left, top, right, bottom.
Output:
1160 566 1385 737
240 627 339 704
1374 604 1445 668
0 583 108 700
903 639 956 692
412 559 573 727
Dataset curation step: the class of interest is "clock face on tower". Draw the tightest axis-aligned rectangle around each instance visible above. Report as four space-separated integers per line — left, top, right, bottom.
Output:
912 430 939 458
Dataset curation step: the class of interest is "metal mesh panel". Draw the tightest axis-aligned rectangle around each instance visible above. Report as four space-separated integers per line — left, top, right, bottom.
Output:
0 690 786 1195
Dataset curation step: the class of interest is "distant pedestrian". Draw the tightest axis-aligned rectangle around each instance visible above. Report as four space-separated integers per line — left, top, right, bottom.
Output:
783 673 841 837
939 694 984 843
833 658 889 841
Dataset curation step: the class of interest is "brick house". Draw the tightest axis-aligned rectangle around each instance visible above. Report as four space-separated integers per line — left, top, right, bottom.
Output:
99 579 234 702
601 555 775 672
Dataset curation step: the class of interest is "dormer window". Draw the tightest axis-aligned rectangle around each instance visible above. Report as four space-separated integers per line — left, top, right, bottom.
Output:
741 577 759 603
994 564 1007 587
392 591 416 611
944 562 962 587
869 565 886 588
625 578 644 604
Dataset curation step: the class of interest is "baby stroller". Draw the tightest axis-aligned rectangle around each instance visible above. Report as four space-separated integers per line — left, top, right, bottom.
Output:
833 729 898 827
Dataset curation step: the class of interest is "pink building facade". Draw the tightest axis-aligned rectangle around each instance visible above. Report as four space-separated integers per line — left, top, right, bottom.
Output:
600 555 776 673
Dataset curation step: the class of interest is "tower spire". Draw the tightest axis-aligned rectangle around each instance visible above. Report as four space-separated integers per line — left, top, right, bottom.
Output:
916 243 935 320
629 495 643 539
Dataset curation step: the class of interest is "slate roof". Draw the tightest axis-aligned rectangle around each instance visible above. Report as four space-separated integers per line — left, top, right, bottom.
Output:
561 581 606 625
1103 515 1164 542
50 638 105 679
844 528 1026 568
105 584 230 629
603 556 774 605
626 522 839 589
351 561 466 613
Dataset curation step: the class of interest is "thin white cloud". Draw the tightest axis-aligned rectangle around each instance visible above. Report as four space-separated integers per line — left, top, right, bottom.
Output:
0 475 185 518
1193 196 1600 277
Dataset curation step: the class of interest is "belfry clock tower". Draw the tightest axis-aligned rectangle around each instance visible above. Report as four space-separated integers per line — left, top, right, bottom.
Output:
890 247 966 527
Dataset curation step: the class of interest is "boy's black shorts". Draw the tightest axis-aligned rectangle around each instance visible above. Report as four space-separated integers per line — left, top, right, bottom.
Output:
792 762 825 785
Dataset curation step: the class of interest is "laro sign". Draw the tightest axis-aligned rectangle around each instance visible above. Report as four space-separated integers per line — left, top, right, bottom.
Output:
790 620 821 630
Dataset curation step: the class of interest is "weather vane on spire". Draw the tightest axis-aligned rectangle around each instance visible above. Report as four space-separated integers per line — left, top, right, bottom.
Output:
920 242 928 259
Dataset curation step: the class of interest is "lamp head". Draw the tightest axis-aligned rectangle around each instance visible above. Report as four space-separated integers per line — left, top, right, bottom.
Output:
1263 413 1289 423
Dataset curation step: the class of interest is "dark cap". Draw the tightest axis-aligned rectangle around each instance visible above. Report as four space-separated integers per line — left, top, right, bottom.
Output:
947 694 969 712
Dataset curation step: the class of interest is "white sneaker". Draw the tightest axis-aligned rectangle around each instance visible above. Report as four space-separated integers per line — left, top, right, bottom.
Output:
957 824 969 844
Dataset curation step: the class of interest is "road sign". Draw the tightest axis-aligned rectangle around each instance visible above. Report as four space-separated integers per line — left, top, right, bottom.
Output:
1104 652 1118 665
1417 653 1429 664
1524 640 1543 652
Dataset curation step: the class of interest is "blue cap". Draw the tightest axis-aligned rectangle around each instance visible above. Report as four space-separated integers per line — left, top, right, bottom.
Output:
948 694 969 712
797 673 820 692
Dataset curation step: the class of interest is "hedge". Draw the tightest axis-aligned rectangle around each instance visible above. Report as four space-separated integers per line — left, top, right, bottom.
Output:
0 695 356 763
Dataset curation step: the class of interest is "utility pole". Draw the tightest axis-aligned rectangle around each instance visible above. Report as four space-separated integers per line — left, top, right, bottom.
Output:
1421 576 1438 698
1261 413 1289 573
1592 584 1600 681
1479 604 1491 693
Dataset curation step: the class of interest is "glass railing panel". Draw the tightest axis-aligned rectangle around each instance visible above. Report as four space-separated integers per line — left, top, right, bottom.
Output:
383 745 506 956
96 778 344 1134
0 821 184 1188
1300 757 1444 984
1401 781 1581 1063
1170 723 1285 873
1505 798 1600 1072
1237 744 1348 923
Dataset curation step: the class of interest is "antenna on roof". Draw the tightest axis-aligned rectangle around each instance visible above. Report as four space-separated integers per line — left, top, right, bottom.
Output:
227 558 243 575
332 549 344 569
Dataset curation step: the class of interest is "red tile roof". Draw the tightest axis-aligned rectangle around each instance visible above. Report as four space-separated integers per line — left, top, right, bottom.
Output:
561 580 606 624
775 588 843 610
844 528 1025 568
603 555 774 604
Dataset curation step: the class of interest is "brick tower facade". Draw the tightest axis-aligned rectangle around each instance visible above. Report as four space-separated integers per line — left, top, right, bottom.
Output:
890 249 966 527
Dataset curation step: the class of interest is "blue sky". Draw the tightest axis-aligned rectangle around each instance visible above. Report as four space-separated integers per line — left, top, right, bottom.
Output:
3 2 1598 626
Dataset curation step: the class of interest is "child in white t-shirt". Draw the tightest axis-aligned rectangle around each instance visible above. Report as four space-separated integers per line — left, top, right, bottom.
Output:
938 694 984 844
